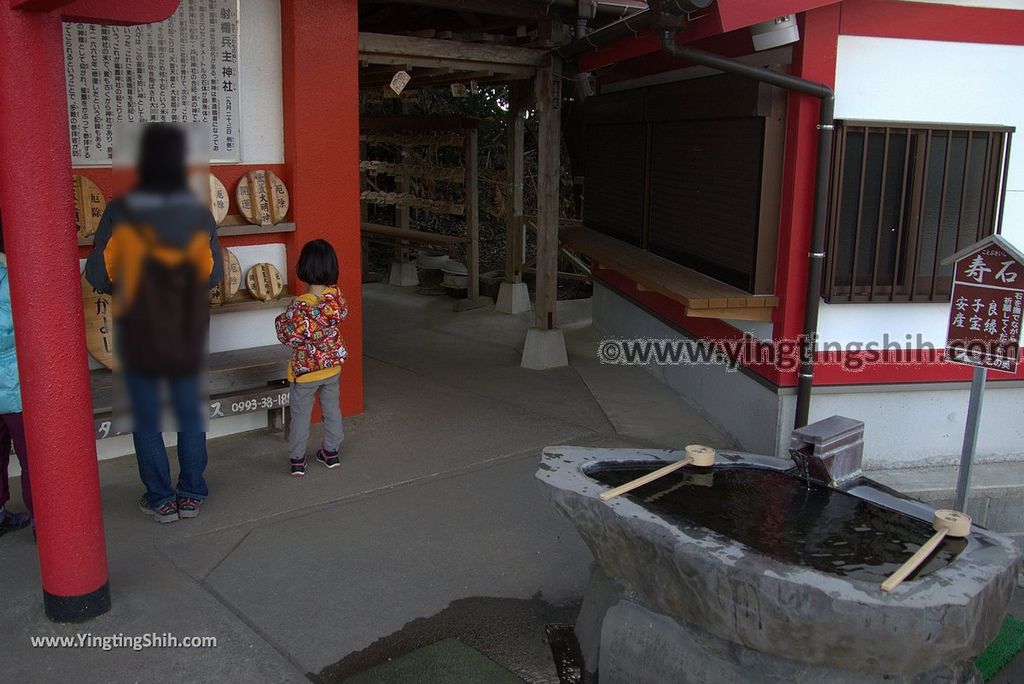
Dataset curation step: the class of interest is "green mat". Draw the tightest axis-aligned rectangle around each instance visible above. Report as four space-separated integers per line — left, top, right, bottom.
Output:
344 638 523 684
977 615 1024 681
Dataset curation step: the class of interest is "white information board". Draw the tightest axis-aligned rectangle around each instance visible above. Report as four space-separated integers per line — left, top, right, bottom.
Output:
63 0 240 166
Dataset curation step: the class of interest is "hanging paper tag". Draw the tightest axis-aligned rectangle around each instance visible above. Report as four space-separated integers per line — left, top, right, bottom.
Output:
390 70 411 95
450 83 468 98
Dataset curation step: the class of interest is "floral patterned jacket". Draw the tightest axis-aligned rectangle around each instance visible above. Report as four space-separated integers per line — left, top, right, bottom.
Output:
274 286 348 380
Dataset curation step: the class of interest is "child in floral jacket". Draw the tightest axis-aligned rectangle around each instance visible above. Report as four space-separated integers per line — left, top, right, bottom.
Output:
274 240 348 476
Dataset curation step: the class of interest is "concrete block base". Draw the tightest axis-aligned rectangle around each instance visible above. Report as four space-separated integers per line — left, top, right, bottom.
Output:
388 261 418 287
521 327 568 370
495 282 531 315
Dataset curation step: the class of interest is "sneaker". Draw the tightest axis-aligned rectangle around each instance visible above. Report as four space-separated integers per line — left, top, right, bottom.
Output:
0 508 31 535
177 497 202 519
138 495 179 524
316 448 340 469
290 456 307 477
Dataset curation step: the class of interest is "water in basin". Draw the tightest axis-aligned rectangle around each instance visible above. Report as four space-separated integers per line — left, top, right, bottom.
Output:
588 462 966 583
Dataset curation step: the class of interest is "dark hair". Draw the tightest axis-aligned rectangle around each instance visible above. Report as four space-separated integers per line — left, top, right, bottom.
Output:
297 239 338 286
137 123 187 193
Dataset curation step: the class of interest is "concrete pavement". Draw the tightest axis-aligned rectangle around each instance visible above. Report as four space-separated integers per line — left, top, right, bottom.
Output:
2 285 1020 682
0 286 732 683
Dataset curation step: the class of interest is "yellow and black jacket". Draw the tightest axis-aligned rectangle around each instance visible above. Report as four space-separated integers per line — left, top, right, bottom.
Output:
85 191 222 376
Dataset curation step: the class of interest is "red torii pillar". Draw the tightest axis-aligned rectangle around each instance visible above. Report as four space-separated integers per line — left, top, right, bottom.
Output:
0 0 180 623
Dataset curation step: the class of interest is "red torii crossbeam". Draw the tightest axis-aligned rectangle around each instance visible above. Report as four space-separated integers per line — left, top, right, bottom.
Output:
0 0 179 623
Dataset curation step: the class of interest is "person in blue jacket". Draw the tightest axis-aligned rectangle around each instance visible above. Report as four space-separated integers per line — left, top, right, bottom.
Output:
0 218 32 536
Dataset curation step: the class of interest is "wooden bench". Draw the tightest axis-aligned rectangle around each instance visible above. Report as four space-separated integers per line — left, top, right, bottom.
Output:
91 345 293 440
561 225 778 321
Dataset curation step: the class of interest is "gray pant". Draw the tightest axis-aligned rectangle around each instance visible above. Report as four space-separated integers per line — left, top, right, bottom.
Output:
287 375 343 461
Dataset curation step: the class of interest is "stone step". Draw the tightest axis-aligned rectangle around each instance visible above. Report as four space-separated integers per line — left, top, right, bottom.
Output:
864 461 1024 537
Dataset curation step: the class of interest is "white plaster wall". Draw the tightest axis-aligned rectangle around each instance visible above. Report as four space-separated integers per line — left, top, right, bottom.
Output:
816 301 950 347
822 36 1024 346
793 384 1024 468
597 282 1024 467
237 0 284 164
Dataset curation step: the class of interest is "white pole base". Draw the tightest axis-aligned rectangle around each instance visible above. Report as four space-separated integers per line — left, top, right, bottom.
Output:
495 281 532 315
521 327 568 370
388 261 419 287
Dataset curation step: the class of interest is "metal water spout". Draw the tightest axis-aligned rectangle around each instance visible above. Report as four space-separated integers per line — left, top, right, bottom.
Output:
789 416 865 488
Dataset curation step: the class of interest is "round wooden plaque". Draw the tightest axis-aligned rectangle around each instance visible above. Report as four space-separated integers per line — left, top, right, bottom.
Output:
189 172 230 225
246 263 284 301
208 174 230 225
236 170 289 226
73 175 106 241
209 248 242 306
82 271 115 369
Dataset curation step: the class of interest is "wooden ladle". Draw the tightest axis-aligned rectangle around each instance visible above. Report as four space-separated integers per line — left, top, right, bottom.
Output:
881 509 972 592
599 445 716 502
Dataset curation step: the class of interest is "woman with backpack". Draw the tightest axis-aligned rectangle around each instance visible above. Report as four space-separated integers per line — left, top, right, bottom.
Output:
85 124 222 524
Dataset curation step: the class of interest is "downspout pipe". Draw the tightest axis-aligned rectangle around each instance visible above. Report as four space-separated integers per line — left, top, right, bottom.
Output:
559 8 652 59
658 30 834 429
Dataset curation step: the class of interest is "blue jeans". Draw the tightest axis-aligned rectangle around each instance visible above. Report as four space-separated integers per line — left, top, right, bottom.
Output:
124 371 208 507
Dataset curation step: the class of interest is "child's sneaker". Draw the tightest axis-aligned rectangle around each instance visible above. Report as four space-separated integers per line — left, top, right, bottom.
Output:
177 497 202 519
138 495 179 524
316 448 340 469
290 456 307 477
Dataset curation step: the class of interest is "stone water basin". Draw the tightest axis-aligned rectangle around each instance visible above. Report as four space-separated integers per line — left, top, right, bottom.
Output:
537 446 1021 681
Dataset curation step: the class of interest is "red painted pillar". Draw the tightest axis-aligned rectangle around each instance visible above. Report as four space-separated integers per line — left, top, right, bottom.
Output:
281 0 364 416
0 5 110 621
771 5 841 387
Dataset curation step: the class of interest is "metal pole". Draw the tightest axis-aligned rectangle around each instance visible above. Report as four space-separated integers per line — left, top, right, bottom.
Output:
954 365 987 511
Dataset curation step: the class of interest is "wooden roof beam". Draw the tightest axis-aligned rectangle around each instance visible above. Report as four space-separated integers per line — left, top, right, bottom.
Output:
359 32 547 76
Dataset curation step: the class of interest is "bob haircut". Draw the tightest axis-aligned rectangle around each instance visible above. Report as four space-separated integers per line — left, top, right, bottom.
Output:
297 239 339 286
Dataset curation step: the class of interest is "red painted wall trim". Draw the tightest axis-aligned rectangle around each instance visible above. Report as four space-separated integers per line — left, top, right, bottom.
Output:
717 0 841 33
770 6 840 387
595 28 758 88
840 0 1024 46
577 0 840 74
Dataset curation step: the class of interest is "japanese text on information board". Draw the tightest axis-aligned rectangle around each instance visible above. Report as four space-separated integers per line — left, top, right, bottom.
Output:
63 0 240 165
946 244 1023 373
